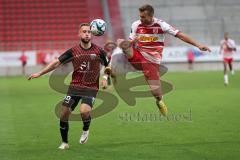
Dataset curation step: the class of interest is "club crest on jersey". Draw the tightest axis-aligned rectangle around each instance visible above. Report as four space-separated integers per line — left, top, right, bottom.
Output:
138 28 146 34
153 28 158 34
90 54 96 60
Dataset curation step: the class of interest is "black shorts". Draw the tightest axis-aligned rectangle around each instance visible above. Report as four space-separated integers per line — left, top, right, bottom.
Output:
62 87 97 111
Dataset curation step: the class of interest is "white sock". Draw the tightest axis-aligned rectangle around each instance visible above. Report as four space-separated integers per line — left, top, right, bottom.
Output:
231 70 235 75
224 74 229 84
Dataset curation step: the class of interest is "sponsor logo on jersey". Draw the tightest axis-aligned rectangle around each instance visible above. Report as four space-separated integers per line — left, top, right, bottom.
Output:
139 36 158 42
153 28 158 34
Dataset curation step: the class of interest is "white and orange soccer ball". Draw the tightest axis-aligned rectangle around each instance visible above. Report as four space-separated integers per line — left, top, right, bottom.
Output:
90 19 106 36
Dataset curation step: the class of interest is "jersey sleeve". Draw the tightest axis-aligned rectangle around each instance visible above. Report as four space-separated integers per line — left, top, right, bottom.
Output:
58 49 73 64
160 20 180 36
99 49 109 67
129 21 139 40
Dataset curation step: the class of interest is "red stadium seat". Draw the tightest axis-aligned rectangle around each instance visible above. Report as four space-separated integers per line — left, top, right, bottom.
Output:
1 0 94 51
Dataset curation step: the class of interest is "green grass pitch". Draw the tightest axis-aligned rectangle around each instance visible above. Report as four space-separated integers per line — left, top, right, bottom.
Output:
1 71 240 160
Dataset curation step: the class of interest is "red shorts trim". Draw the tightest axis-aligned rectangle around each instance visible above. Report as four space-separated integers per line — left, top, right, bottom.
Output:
128 47 160 80
224 58 233 64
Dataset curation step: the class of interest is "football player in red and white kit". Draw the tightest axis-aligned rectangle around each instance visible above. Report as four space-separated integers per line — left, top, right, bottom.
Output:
28 23 110 149
118 4 211 116
220 32 237 85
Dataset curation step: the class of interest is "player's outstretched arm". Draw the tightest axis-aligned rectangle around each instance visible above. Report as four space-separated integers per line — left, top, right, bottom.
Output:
28 59 61 80
176 32 211 52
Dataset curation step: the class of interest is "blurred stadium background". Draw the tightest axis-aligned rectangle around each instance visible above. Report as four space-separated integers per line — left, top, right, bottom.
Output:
0 0 240 75
1 1 240 160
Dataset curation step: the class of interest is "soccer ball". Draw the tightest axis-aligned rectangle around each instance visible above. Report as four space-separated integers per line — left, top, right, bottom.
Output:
90 19 106 36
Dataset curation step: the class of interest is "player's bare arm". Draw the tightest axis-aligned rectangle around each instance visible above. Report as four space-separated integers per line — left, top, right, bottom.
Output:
176 32 211 52
28 59 61 80
99 49 112 89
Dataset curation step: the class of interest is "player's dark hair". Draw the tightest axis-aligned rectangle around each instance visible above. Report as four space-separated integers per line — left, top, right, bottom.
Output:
79 23 90 29
139 4 154 16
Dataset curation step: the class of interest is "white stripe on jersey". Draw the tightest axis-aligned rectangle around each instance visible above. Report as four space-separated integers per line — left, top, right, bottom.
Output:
140 46 164 49
141 51 161 64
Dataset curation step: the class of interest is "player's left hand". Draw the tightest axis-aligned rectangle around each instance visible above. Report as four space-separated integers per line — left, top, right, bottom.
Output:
28 73 41 80
198 45 211 52
104 66 112 75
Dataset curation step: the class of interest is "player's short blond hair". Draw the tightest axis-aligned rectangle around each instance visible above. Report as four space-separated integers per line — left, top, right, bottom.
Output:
79 23 90 29
139 4 154 16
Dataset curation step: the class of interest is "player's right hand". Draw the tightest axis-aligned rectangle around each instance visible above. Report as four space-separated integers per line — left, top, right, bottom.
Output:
28 73 41 80
198 45 211 52
104 66 112 75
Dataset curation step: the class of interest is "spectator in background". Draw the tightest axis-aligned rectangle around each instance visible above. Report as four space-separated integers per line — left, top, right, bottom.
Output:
104 40 117 61
187 50 195 70
19 52 27 75
103 40 117 88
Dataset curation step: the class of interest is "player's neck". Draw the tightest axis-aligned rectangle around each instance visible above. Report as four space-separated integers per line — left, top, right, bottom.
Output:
80 42 91 50
143 18 154 26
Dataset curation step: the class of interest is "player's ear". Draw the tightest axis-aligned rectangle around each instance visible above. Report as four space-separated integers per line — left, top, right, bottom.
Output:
78 28 81 37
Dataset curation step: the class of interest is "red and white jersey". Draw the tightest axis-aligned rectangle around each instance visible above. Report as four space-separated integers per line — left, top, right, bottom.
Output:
220 39 236 59
129 17 180 64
